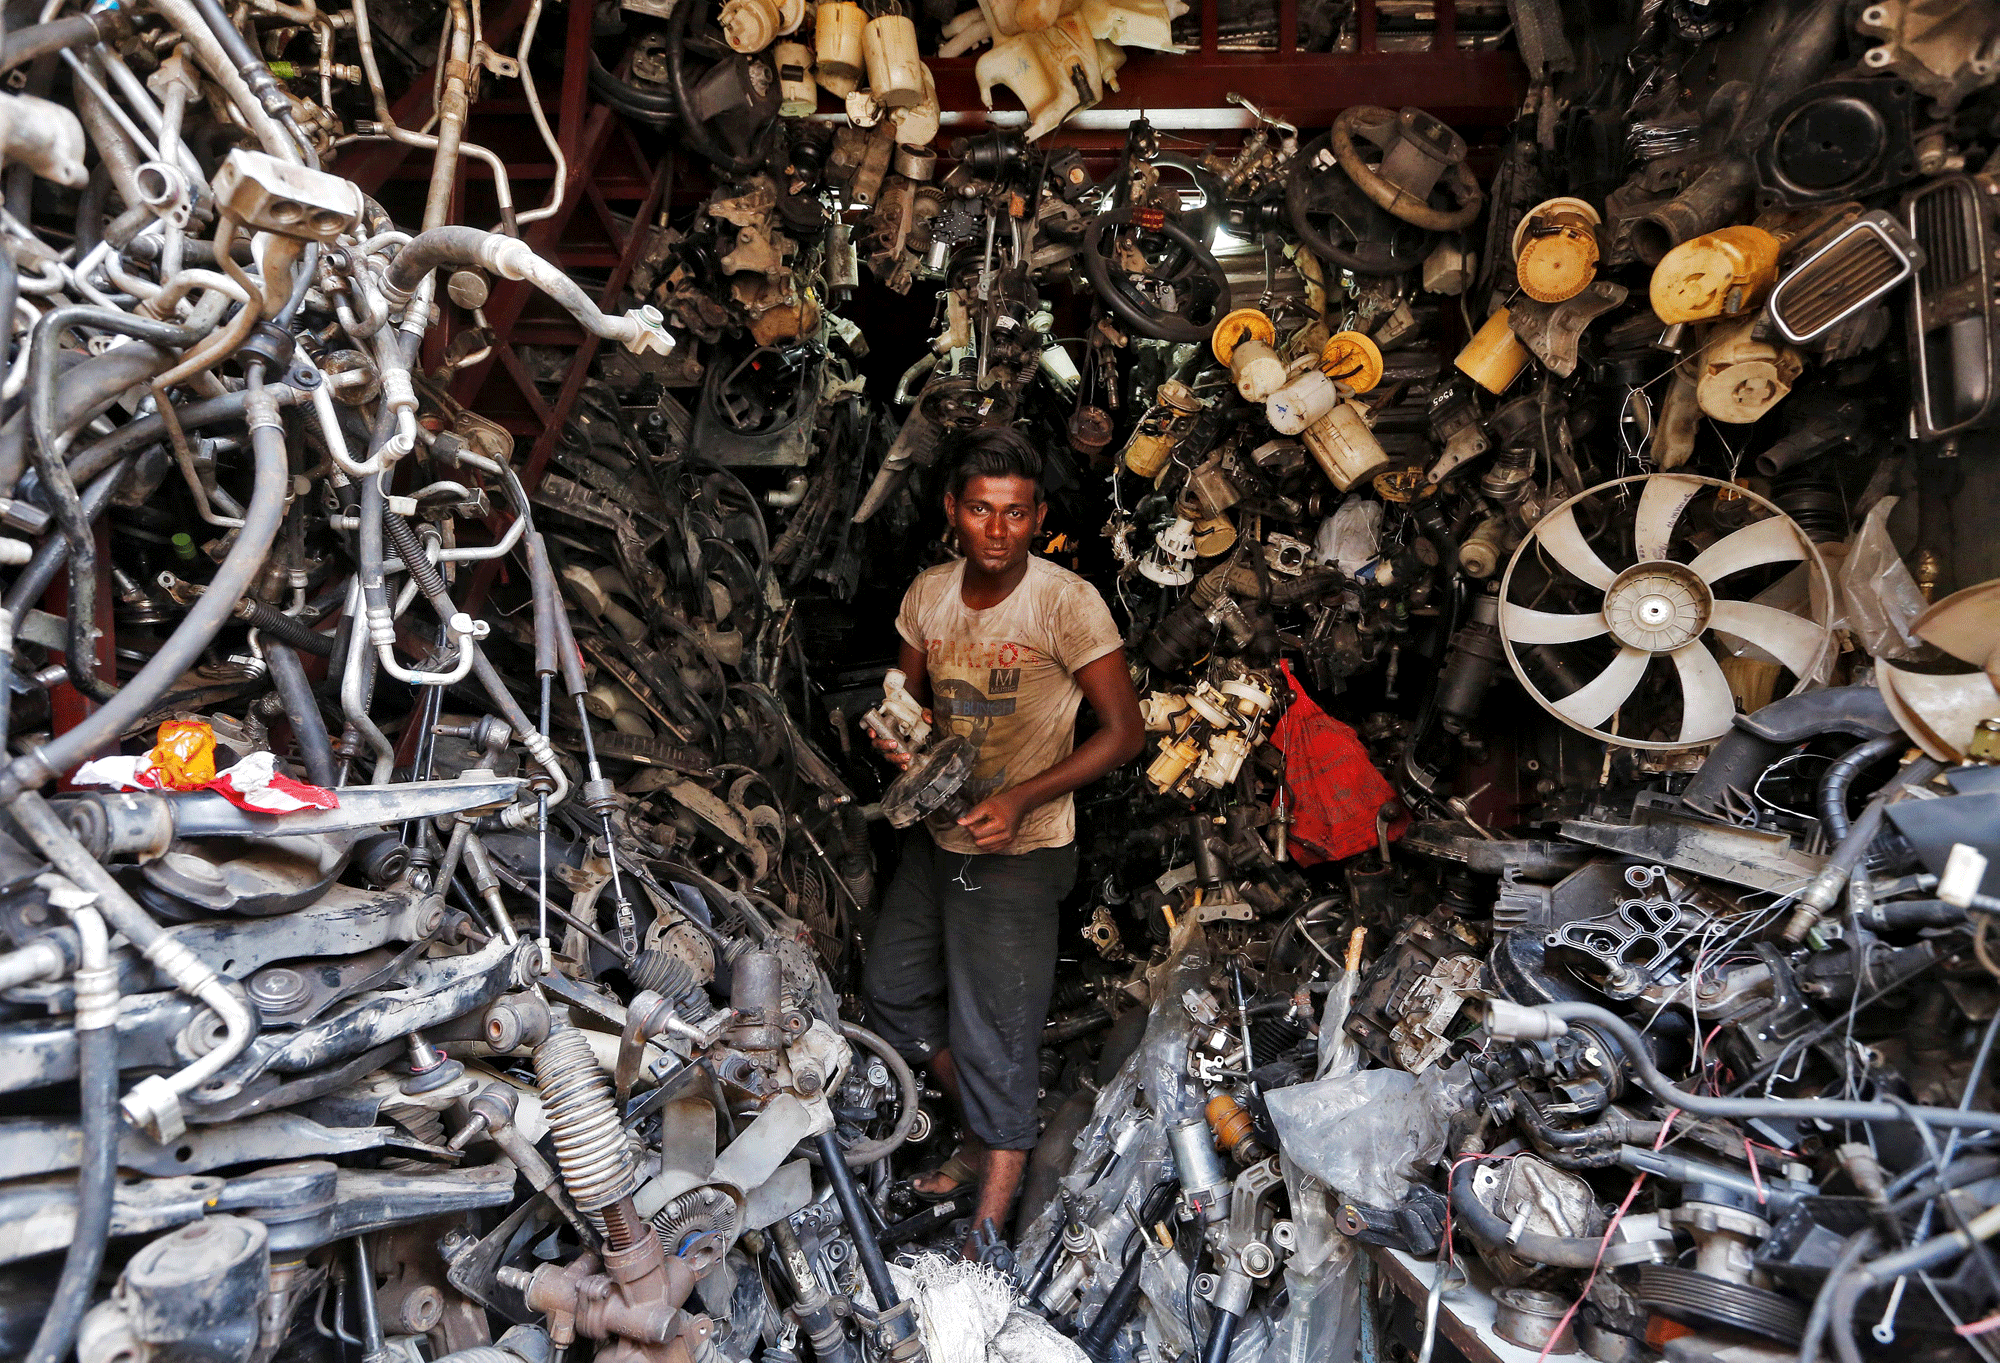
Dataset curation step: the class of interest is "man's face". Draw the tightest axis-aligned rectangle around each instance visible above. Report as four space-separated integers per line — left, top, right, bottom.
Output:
945 473 1046 576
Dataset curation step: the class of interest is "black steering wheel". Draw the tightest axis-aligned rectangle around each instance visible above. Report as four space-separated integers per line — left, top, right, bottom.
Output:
666 0 781 176
1081 206 1232 344
1285 132 1432 274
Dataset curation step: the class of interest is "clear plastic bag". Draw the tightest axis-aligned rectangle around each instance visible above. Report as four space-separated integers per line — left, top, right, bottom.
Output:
1316 496 1382 575
1263 1061 1472 1209
1016 921 1211 1266
1838 496 1928 661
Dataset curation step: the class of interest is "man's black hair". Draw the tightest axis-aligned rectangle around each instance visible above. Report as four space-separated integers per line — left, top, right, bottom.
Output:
942 425 1046 503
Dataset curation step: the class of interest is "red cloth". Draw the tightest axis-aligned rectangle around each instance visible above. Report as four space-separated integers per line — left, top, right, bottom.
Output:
1270 662 1396 866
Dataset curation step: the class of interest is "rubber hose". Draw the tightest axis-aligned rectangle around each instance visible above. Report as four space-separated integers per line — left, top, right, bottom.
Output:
266 642 338 787
1796 756 1945 927
23 1022 116 1363
1862 898 1965 931
1817 732 1906 842
589 52 678 123
1827 1216 2000 1363
187 0 272 87
0 340 179 496
815 1130 903 1310
1094 1003 1151 1087
5 459 131 616
0 13 120 73
1081 208 1229 344
242 598 334 655
1019 1088 1098 1242
832 1020 920 1167
382 225 495 297
1798 1225 1877 1363
1079 1248 1148 1362
1890 1156 2000 1216
0 248 17 383
0 376 287 801
1448 1159 1610 1268
1202 1309 1239 1363
73 163 107 257
1543 1001 2000 1135
24 318 192 703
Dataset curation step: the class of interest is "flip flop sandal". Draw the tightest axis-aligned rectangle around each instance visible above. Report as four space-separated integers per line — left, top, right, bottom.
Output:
911 1148 980 1203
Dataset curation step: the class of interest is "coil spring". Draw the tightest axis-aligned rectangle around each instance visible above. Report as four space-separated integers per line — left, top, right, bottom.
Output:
534 1028 641 1219
628 949 716 1021
392 1105 446 1146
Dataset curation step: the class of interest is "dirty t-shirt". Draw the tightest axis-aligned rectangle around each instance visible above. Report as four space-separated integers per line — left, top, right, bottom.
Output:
896 555 1125 855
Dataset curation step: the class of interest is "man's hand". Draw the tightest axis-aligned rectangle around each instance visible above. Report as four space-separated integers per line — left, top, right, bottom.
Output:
957 789 1029 852
870 709 930 771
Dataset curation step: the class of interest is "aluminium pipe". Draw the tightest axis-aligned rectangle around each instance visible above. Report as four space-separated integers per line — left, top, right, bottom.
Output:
0 374 288 801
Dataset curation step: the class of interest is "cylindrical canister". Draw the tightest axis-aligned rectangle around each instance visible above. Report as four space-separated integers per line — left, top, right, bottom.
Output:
719 0 782 51
775 42 817 115
1455 308 1531 394
1266 365 1337 435
1212 309 1284 402
1301 400 1391 490
863 14 923 107
814 1 867 93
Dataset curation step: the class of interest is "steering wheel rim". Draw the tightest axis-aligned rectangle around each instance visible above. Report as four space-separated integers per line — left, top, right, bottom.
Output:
1081 206 1231 344
1285 133 1433 274
666 0 780 176
1147 154 1227 253
1331 105 1484 231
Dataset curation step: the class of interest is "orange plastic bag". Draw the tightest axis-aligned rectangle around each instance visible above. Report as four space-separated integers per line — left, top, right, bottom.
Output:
147 720 217 790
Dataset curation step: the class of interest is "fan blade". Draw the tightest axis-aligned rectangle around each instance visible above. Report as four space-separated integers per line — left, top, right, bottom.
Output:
1553 645 1651 729
1881 663 2000 762
1634 475 1703 562
1535 506 1617 591
1879 666 1959 763
1914 580 2000 669
1670 642 1736 744
1500 604 1609 645
1708 600 1829 679
1687 517 1807 584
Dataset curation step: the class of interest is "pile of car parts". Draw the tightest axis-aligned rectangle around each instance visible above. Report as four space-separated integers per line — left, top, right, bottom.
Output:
4 0 2000 1362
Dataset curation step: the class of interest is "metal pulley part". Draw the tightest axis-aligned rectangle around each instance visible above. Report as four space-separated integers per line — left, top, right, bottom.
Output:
879 733 977 829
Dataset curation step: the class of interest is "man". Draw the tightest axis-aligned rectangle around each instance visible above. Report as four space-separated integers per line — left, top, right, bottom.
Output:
863 427 1145 1254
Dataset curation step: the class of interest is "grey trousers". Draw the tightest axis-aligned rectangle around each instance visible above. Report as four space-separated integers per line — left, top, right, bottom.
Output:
862 831 1077 1150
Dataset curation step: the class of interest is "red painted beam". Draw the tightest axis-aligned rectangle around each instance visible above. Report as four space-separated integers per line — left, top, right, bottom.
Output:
927 47 1523 131
334 0 537 196
459 153 674 614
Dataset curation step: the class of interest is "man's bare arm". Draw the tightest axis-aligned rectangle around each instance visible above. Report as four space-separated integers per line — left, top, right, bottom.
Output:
956 651 1145 852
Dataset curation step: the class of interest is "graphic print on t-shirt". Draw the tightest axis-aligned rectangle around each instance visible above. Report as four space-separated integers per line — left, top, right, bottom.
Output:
896 556 1125 854
930 674 1019 812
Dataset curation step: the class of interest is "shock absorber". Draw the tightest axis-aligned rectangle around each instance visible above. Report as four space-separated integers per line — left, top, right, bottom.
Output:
534 1026 642 1246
